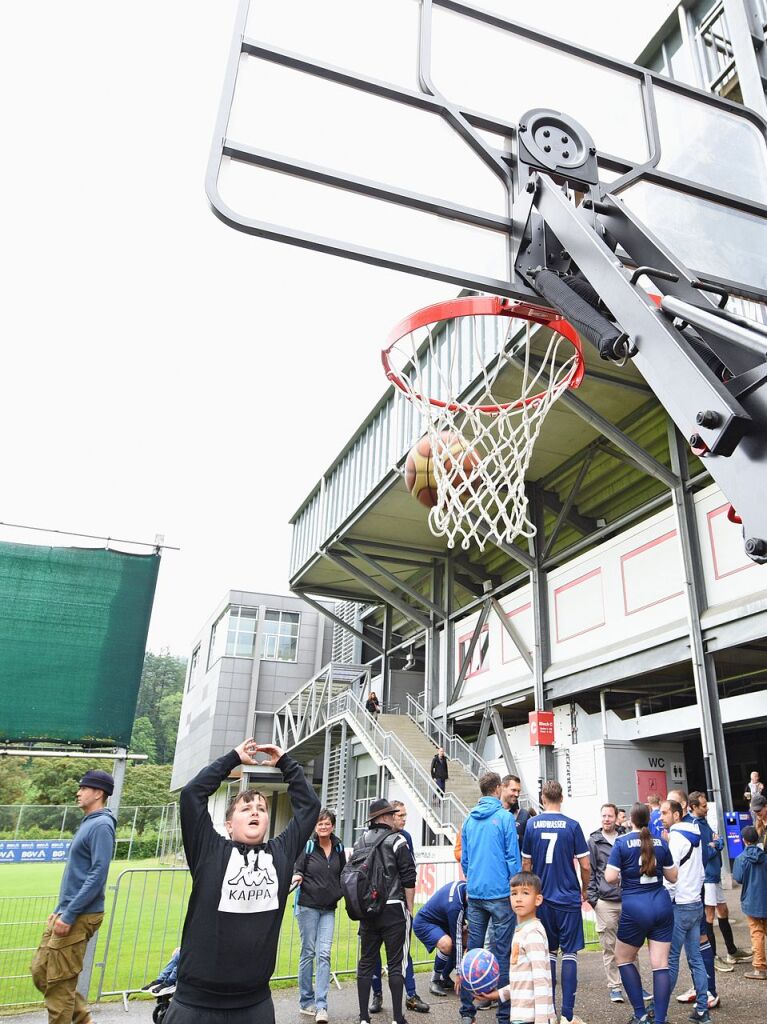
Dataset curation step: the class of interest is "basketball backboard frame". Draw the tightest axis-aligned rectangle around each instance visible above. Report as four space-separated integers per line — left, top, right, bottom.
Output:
206 0 767 304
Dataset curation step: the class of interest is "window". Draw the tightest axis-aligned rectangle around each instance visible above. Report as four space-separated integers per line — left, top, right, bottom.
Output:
187 645 201 690
207 609 229 668
226 606 259 657
260 609 300 661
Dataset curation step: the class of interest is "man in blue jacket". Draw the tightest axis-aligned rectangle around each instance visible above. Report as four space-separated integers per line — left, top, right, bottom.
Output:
458 771 520 1024
31 769 116 1024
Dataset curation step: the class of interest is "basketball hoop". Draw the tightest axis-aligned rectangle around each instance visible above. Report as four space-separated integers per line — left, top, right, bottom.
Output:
382 296 585 550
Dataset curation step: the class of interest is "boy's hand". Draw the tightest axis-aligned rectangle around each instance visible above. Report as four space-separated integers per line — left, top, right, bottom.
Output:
480 990 500 1001
234 738 259 765
254 743 285 766
454 976 462 995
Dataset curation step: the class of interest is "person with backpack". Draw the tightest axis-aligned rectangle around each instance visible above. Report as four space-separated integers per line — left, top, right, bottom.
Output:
343 799 416 1024
292 809 345 1023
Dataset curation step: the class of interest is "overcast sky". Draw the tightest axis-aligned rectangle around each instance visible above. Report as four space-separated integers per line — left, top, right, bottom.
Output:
0 1 673 656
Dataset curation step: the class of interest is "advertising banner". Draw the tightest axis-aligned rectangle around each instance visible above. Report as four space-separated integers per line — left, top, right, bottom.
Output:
0 840 71 864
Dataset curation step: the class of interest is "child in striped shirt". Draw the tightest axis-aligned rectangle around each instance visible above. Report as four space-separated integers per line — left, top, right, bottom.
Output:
482 872 555 1024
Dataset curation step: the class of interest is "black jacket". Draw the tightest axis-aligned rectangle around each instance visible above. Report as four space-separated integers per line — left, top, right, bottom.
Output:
509 805 531 846
356 823 417 909
587 828 622 906
430 754 449 781
294 833 345 910
176 750 320 1008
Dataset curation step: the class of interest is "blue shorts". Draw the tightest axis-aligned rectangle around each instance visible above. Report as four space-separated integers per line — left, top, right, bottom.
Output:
538 902 584 954
413 914 446 953
618 890 674 947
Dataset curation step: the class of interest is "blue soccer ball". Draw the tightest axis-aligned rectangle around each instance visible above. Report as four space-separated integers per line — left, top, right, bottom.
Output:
460 948 500 995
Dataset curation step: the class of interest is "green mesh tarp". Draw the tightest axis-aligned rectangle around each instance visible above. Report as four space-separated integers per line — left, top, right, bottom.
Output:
0 542 160 746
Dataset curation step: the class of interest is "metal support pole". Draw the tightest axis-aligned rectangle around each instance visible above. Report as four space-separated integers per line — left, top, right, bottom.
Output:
428 562 444 717
320 727 332 807
528 485 554 786
722 0 767 118
443 555 455 729
489 706 518 776
668 423 733 875
476 704 492 760
600 690 609 740
109 748 128 821
382 604 392 710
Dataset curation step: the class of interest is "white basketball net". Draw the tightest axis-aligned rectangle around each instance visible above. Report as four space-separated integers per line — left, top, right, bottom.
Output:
393 313 580 551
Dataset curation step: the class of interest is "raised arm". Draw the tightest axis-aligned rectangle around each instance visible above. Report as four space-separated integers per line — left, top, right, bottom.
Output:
180 738 259 873
262 744 320 866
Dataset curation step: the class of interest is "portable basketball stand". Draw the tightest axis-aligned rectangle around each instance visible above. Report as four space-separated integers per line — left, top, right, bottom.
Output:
206 0 767 839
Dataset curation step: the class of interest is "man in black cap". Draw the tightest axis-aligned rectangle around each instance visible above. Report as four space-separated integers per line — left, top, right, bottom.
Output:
356 799 417 1024
31 768 116 1024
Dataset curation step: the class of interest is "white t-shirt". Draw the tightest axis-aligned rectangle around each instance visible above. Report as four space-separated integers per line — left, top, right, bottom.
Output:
664 821 704 904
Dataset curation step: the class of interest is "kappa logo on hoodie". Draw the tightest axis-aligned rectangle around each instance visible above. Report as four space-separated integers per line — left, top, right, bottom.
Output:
218 846 279 914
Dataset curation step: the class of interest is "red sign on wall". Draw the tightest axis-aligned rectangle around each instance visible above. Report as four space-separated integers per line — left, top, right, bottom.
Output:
529 711 555 746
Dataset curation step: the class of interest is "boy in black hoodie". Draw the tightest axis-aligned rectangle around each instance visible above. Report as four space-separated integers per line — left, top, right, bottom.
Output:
166 738 320 1024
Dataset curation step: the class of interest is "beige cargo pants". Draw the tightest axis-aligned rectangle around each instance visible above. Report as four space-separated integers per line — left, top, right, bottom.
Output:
31 913 104 1024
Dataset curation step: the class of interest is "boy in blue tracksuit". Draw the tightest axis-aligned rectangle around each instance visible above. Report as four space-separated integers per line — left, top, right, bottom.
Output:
459 772 520 1024
732 826 767 980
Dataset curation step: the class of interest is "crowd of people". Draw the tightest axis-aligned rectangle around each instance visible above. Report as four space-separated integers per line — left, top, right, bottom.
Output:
30 741 767 1024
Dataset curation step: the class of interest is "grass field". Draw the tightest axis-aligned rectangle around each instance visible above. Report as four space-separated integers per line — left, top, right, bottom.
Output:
0 860 434 1010
1 861 599 1011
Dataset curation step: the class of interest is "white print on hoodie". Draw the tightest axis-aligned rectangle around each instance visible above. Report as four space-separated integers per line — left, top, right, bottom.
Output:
218 847 279 914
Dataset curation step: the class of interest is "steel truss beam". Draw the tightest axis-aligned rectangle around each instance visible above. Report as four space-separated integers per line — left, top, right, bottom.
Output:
449 598 492 705
341 541 446 618
490 597 534 672
323 550 433 630
294 590 385 655
542 451 596 560
489 706 520 777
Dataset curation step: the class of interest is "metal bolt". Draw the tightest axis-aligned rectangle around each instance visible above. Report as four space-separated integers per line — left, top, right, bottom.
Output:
746 537 767 558
544 144 551 153
525 178 537 193
588 146 597 156
696 410 720 428
562 150 569 159
689 433 708 454
543 129 550 138
519 123 527 133
562 136 569 143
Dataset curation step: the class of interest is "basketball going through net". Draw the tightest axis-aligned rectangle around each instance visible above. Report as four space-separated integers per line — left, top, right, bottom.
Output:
381 296 585 551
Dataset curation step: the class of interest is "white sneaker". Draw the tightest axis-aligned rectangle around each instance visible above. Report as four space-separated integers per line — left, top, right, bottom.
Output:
677 988 696 1004
315 1011 328 1024
300 1008 318 1017
707 991 720 1009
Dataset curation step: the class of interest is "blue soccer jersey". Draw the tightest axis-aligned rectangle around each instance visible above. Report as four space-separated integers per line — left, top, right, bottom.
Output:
522 812 589 909
649 808 664 840
607 832 673 893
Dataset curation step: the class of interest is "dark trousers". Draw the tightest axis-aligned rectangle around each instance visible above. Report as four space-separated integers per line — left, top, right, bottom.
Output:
164 996 274 1024
358 903 411 1023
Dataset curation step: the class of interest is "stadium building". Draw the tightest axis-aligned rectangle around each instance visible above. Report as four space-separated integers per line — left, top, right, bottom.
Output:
267 0 767 848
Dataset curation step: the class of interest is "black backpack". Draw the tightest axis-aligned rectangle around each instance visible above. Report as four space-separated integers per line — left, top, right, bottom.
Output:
340 829 392 920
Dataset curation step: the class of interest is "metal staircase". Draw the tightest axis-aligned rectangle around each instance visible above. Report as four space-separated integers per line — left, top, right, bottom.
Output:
272 664 472 838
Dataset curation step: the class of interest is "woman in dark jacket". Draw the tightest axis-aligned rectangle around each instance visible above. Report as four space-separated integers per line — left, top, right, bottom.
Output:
365 692 381 717
292 809 345 1022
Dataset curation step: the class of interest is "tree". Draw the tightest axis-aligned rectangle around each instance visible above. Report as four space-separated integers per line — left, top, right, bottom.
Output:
28 757 113 805
135 651 186 722
122 763 176 832
134 650 186 763
155 691 184 765
130 716 158 763
0 758 28 804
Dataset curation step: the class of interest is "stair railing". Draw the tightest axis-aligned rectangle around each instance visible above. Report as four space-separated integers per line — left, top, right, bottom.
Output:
405 694 488 779
327 689 469 836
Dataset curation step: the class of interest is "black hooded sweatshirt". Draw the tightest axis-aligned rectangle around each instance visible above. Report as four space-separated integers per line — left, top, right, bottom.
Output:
175 749 320 1009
